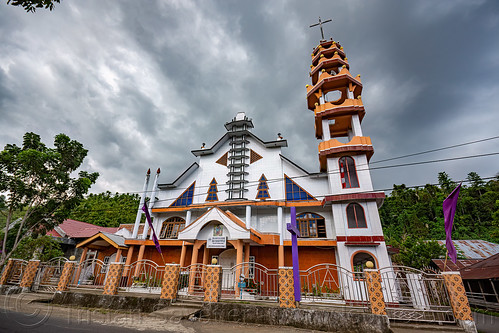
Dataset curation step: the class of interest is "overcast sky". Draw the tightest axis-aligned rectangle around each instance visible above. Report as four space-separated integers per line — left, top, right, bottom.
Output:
1 0 498 196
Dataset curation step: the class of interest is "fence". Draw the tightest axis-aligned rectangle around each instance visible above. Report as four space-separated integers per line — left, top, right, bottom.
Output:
69 258 107 289
120 260 165 294
5 259 28 285
379 266 454 323
220 262 279 301
299 264 369 310
33 257 68 290
177 264 207 298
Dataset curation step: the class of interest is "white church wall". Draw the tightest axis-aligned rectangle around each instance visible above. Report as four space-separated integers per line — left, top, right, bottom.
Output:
239 138 283 201
252 207 279 233
197 143 231 202
326 155 374 194
281 160 329 200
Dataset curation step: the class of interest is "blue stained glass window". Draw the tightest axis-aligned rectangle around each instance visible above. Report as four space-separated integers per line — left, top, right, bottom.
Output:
206 178 218 202
285 176 315 201
170 182 195 207
255 174 270 200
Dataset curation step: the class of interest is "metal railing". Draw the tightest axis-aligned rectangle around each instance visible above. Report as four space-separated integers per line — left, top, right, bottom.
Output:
6 259 28 285
33 257 68 290
299 264 369 309
69 258 107 289
379 266 454 323
119 260 165 294
220 262 279 302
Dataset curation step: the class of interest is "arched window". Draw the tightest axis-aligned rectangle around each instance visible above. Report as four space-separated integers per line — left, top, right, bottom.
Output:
160 217 185 239
296 213 326 238
339 156 359 188
352 251 377 272
346 203 367 228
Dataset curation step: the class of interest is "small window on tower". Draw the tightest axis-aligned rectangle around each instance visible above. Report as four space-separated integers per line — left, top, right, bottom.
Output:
346 203 367 228
339 156 359 188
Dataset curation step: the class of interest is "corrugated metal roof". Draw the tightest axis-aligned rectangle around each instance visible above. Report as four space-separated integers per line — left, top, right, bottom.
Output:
460 253 499 280
432 259 482 272
436 240 499 259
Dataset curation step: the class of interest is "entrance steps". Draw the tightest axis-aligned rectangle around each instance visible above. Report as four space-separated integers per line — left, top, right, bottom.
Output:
148 298 203 320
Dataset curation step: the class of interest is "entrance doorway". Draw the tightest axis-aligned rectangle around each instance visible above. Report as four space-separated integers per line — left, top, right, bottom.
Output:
219 249 236 291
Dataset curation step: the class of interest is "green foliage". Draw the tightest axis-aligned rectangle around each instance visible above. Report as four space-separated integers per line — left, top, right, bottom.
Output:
11 235 64 262
68 191 141 227
7 0 60 13
0 132 98 266
392 236 446 269
380 172 499 245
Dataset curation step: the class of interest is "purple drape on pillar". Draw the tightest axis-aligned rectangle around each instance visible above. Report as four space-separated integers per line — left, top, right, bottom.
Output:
142 203 162 254
443 183 461 264
287 206 301 302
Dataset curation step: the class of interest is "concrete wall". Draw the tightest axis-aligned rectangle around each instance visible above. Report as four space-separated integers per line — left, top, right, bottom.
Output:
200 302 391 333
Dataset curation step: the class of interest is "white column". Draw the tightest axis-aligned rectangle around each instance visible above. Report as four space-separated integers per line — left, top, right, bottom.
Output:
142 168 160 239
245 205 251 229
351 114 363 137
185 210 192 226
277 206 283 245
322 119 331 141
132 169 150 239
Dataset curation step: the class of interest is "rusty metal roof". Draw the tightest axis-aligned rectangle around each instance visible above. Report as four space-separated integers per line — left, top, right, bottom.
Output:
460 253 499 280
432 259 482 272
436 240 499 259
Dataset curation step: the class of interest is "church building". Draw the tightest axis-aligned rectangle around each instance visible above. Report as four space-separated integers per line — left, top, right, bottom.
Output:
78 38 391 278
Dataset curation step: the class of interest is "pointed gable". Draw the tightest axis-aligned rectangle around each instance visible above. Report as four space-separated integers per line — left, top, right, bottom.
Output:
170 182 195 207
285 174 316 201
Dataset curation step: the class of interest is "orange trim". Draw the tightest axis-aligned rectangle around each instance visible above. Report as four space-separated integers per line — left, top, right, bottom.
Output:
283 240 337 246
76 232 127 250
220 210 248 230
152 200 324 213
124 239 193 246
351 250 379 271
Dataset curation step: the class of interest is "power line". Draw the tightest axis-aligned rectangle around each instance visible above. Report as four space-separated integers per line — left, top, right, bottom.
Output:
371 135 499 164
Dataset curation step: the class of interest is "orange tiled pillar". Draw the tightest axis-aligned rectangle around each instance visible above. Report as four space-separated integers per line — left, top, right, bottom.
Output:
102 263 124 295
57 261 77 292
204 265 222 303
278 267 296 308
442 272 476 330
0 259 15 285
161 264 180 300
364 269 387 315
20 260 41 289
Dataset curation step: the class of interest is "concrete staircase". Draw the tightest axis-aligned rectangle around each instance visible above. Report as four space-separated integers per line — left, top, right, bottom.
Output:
148 298 203 320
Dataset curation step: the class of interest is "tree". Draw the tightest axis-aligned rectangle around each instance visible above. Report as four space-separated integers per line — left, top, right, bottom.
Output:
7 0 60 13
11 235 64 262
392 236 446 269
0 132 98 267
68 191 141 227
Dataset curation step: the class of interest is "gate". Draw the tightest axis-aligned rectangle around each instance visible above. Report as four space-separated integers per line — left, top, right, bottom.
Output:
220 262 279 302
177 264 207 298
299 264 370 310
120 260 164 294
379 266 454 323
70 258 107 289
33 257 68 290
6 259 28 285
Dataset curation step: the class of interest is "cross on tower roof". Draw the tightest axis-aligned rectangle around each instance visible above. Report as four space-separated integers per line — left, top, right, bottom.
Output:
309 17 332 41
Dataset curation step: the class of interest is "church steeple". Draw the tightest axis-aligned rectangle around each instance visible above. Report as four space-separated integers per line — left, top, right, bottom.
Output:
306 39 372 173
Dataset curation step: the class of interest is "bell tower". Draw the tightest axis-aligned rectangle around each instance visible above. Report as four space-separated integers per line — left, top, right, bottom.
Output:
306 24 391 271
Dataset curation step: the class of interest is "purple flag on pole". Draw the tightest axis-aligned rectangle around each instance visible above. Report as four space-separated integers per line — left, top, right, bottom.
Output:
443 183 461 264
142 203 162 254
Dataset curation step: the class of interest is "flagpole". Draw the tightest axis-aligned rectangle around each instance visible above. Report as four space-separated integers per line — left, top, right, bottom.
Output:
443 250 449 272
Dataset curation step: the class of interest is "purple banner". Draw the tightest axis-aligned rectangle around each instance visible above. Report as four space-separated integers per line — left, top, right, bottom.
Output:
142 203 162 254
443 183 461 264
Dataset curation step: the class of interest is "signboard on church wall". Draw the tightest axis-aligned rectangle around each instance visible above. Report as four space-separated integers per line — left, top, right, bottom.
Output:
207 236 227 248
